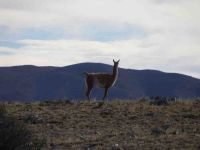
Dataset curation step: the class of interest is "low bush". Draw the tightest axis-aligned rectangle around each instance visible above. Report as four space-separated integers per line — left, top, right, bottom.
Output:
0 104 46 150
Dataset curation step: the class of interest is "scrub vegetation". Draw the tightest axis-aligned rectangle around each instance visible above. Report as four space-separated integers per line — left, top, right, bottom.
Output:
1 99 200 149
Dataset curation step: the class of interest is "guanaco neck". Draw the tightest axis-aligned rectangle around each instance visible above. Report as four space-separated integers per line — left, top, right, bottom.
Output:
112 64 118 78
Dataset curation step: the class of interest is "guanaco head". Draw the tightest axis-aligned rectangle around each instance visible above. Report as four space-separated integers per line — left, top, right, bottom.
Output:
113 59 120 67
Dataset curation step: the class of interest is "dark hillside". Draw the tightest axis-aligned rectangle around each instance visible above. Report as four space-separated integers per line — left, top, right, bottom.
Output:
0 63 200 101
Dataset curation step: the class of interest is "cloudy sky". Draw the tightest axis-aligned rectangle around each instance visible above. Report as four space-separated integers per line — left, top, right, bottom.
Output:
0 0 200 78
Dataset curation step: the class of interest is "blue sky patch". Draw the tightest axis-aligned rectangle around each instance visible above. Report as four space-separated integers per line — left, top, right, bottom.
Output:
0 50 13 56
0 23 147 49
0 41 22 48
83 23 147 41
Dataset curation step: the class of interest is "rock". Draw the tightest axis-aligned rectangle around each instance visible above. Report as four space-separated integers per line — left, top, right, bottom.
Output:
111 144 123 150
151 128 165 135
145 112 154 117
168 97 177 102
166 128 179 135
182 113 199 119
150 96 169 106
92 102 104 109
129 115 137 120
100 108 113 117
23 114 43 124
84 143 97 150
160 124 170 130
64 100 74 105
139 97 150 102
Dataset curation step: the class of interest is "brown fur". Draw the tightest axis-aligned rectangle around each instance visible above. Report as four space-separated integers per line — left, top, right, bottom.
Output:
84 59 119 100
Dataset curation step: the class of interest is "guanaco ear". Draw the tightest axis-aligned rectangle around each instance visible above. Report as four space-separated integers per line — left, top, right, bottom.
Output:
113 59 116 63
117 59 120 63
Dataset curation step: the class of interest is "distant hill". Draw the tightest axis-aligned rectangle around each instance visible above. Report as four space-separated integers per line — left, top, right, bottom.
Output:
0 63 200 101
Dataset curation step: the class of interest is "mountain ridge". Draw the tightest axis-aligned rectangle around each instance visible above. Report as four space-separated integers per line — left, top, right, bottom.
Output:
0 63 200 101
1 63 198 80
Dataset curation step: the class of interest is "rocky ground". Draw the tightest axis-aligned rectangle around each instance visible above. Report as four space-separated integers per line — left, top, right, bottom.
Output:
3 99 200 150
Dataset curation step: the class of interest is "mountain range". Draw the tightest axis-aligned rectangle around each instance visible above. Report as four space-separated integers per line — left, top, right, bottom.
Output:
0 63 200 101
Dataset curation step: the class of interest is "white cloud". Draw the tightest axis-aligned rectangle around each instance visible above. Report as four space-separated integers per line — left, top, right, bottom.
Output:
1 38 200 78
0 0 199 30
0 0 200 78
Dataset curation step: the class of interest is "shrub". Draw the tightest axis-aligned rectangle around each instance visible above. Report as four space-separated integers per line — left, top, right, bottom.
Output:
0 104 46 150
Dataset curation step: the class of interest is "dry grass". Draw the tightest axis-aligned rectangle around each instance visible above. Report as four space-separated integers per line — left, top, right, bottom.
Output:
3 100 200 150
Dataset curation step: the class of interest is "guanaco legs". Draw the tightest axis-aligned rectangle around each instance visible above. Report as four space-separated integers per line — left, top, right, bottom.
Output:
84 59 119 101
